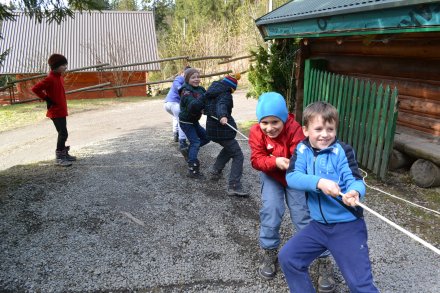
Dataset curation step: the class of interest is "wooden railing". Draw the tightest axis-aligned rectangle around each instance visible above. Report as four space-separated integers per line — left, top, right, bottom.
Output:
303 59 399 180
1 54 253 104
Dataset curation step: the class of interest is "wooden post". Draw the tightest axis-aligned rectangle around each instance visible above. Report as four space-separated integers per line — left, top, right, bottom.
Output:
410 159 440 188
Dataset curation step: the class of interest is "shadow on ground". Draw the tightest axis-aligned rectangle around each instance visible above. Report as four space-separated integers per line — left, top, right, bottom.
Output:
1 127 439 292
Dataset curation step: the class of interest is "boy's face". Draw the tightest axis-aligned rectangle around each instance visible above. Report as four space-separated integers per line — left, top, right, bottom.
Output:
54 64 68 73
303 115 337 150
188 72 200 87
259 116 284 138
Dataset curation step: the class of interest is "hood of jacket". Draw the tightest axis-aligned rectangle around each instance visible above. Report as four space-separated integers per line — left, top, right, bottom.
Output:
205 80 229 99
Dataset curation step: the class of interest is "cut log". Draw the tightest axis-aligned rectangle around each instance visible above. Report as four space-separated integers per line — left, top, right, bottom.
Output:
410 159 440 188
389 149 414 170
348 73 440 99
398 95 440 118
310 38 440 59
397 111 440 135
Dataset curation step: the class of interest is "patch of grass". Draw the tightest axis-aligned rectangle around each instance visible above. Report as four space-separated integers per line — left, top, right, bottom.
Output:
0 102 46 132
237 120 258 138
0 95 165 133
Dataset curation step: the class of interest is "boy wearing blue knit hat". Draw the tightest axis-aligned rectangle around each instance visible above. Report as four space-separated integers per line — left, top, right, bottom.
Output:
205 73 248 196
249 93 334 292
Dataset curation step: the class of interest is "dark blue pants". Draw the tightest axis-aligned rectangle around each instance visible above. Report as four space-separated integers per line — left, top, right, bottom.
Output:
180 122 210 164
212 139 243 186
279 218 379 293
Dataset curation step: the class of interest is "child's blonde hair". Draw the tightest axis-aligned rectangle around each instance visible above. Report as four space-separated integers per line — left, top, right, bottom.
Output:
302 101 339 128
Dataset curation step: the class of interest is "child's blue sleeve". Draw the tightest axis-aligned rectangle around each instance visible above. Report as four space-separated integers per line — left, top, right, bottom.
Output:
286 144 321 192
338 143 366 198
172 78 181 92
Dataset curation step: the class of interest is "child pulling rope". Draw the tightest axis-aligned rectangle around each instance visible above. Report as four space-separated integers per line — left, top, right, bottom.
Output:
213 115 440 256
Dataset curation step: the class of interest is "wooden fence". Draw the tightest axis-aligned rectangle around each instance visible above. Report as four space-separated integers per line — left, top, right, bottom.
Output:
303 59 399 179
2 54 252 104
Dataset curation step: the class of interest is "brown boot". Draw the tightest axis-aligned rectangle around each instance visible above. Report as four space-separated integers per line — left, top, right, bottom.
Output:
55 149 72 167
259 249 278 280
65 146 77 161
318 257 336 293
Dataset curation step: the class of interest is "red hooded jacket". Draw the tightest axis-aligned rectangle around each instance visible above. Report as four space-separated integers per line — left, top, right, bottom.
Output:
32 71 68 118
249 114 305 187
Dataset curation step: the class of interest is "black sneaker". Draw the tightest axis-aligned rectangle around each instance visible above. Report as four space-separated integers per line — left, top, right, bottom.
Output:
318 257 336 293
227 184 249 197
179 139 188 149
259 249 278 280
180 147 189 161
209 168 222 181
187 162 204 179
187 169 205 179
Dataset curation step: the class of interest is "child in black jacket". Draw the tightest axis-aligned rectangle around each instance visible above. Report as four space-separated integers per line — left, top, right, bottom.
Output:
205 73 248 197
179 68 210 178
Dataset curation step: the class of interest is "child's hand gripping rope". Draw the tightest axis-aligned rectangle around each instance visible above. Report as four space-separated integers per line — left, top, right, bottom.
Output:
209 115 249 140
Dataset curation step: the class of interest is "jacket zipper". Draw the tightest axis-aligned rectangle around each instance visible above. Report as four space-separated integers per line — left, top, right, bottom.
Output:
314 153 328 224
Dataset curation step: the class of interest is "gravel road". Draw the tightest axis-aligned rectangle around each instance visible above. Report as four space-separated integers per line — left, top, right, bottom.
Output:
0 90 439 292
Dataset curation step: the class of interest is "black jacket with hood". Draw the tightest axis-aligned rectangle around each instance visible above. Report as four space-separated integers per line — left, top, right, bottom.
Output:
204 80 237 141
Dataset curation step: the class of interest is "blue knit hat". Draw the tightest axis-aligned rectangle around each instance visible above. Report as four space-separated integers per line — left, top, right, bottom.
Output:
256 92 288 123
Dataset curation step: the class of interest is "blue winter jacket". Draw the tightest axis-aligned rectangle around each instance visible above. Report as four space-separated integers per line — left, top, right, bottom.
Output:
164 75 184 103
286 138 365 224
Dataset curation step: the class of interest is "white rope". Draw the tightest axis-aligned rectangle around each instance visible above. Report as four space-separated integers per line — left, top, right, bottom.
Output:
225 119 440 216
359 168 440 216
209 115 249 140
220 120 438 214
339 192 440 255
219 119 440 255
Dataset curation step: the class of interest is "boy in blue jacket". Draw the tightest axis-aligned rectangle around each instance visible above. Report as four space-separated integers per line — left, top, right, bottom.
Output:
280 101 378 292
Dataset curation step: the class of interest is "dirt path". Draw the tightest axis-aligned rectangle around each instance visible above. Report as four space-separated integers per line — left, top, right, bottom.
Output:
0 90 257 171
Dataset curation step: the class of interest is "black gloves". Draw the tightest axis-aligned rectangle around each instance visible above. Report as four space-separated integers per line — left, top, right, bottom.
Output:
45 96 54 109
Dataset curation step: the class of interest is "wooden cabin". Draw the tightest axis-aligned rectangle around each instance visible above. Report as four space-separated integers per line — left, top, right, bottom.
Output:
256 0 440 187
0 11 159 102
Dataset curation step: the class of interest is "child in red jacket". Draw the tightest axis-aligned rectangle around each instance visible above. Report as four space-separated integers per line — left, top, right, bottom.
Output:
32 54 76 167
249 92 334 291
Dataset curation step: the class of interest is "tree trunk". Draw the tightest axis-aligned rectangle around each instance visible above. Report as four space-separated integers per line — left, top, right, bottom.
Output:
410 159 440 188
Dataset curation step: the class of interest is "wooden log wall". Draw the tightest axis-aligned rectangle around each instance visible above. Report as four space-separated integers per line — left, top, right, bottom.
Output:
307 33 440 136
